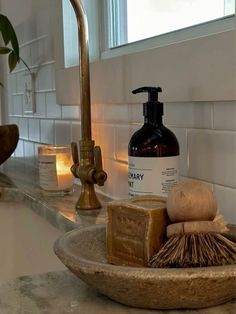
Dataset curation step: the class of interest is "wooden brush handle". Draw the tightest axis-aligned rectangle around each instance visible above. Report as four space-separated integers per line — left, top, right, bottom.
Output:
167 221 223 238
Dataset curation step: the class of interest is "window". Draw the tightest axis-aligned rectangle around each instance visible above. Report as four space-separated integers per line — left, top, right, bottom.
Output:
108 0 235 48
61 0 235 66
55 0 236 105
62 0 100 68
62 0 79 67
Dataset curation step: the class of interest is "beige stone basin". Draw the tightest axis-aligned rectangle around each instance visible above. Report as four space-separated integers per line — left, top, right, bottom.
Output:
54 224 236 310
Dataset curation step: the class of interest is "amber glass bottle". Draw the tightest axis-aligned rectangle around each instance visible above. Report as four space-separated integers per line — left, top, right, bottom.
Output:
128 87 179 197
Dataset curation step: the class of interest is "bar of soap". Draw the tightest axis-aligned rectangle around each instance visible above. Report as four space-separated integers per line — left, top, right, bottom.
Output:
107 195 168 267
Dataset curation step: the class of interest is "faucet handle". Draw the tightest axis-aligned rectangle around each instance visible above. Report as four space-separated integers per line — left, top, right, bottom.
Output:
71 142 80 178
94 146 107 186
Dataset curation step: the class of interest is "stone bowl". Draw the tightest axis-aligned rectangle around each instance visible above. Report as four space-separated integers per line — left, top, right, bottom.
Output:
54 225 236 310
0 124 19 165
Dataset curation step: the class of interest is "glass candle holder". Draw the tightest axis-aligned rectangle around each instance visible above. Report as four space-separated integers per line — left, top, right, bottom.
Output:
38 145 73 194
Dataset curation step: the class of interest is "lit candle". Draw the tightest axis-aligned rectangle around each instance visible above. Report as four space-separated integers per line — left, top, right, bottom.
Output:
38 145 73 194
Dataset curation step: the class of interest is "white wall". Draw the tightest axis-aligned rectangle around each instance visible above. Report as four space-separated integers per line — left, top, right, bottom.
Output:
1 0 236 224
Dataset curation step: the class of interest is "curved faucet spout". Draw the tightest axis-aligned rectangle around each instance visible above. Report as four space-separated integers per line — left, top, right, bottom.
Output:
69 0 107 211
69 0 91 140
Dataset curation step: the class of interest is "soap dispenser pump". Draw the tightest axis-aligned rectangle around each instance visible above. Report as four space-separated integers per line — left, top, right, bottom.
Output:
128 86 179 197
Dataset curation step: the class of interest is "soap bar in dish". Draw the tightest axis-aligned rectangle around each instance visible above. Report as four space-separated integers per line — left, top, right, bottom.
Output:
107 195 168 267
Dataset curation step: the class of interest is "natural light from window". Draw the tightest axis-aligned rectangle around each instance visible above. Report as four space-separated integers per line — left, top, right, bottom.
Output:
127 0 235 43
62 0 235 66
109 0 235 47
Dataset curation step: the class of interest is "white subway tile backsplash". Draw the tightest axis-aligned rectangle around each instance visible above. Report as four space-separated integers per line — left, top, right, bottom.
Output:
213 101 236 131
16 71 27 94
35 93 46 117
91 57 124 104
37 64 53 91
51 63 56 90
91 103 103 122
28 118 40 142
14 140 24 157
165 102 212 128
19 45 31 70
92 123 102 147
128 103 143 124
71 122 81 144
214 184 236 224
40 119 54 144
99 125 115 159
103 103 129 123
8 117 19 125
30 39 45 67
188 129 236 188
15 18 36 45
5 25 236 214
13 95 23 116
97 158 128 199
169 127 188 177
24 141 35 165
8 96 14 116
34 143 41 166
18 117 28 139
8 74 17 94
55 121 71 145
115 125 130 162
61 105 80 120
46 92 61 118
44 35 54 63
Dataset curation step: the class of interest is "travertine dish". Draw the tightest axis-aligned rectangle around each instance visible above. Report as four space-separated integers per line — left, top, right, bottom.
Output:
54 225 236 310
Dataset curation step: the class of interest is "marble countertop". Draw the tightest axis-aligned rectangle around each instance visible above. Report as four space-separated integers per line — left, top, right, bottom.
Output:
0 158 235 314
0 158 110 231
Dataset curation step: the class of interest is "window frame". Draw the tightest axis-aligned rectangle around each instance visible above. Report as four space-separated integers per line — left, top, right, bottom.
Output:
102 14 235 59
107 0 235 49
54 0 236 105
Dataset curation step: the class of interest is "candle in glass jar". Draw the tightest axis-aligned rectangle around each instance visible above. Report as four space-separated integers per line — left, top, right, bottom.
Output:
38 145 73 193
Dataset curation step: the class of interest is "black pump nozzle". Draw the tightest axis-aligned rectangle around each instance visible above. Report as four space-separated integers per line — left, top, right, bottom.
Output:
132 86 162 102
132 86 164 118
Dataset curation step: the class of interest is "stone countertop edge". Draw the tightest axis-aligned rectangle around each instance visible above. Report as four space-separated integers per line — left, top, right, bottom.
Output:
0 158 110 233
0 186 76 232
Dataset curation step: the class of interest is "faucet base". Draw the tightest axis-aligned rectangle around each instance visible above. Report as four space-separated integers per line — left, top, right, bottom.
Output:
76 183 102 211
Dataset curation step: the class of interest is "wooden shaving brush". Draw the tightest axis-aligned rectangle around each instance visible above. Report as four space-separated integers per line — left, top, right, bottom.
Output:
149 180 236 268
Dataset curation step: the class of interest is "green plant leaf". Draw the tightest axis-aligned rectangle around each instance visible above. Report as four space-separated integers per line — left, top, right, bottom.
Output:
0 14 19 60
0 46 11 54
20 57 31 73
0 15 10 45
8 51 18 72
0 14 30 77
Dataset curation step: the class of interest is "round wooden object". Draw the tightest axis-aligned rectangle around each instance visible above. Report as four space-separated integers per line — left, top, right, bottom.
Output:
167 180 217 223
0 124 19 165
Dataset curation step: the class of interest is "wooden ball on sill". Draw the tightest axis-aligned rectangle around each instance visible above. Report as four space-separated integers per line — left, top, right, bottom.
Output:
167 180 217 223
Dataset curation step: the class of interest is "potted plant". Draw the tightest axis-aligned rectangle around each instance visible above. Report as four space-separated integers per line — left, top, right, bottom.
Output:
0 13 30 86
0 14 30 164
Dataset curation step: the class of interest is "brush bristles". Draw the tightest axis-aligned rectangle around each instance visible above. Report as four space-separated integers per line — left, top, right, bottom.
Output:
149 233 236 268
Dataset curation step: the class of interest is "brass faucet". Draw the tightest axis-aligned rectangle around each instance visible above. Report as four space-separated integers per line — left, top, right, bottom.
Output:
69 0 107 211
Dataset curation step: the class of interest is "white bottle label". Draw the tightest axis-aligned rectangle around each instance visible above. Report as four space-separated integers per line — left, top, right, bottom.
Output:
39 155 58 190
128 156 179 197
